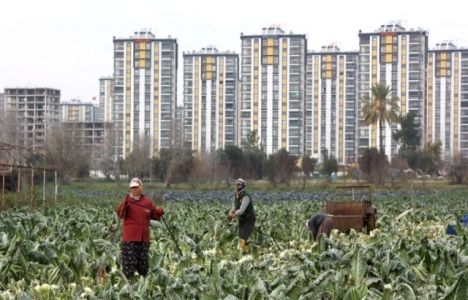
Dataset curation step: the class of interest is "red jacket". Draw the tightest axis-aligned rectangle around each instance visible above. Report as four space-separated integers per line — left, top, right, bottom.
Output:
115 194 164 242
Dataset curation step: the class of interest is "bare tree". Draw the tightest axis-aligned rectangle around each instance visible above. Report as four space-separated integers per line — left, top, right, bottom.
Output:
125 136 151 179
212 150 231 187
263 149 297 187
100 130 120 181
263 154 279 187
359 147 389 185
164 148 194 188
448 154 468 184
389 156 408 187
0 111 20 145
321 151 339 182
300 155 316 189
188 156 211 188
45 125 91 183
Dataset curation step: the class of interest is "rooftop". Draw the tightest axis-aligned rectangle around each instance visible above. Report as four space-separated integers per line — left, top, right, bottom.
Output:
434 41 458 50
262 25 285 35
184 45 237 55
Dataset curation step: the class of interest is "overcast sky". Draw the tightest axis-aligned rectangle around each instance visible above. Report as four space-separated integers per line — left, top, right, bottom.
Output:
1 0 467 104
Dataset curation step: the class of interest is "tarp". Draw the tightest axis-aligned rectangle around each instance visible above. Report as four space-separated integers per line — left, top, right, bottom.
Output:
446 214 468 236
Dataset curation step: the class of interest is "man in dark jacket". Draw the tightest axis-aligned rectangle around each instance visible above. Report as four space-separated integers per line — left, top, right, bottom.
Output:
228 178 255 254
306 213 334 241
116 178 164 279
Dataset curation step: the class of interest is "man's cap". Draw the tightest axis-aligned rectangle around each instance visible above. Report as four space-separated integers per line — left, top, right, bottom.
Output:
236 178 246 186
129 178 142 188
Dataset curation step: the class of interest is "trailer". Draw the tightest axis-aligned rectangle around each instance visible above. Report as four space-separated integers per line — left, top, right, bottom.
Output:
324 185 377 233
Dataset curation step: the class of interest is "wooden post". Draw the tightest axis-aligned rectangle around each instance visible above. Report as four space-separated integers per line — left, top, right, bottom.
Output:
149 160 152 185
54 170 57 206
31 168 34 206
411 183 414 207
43 169 46 207
1 171 4 208
17 170 21 204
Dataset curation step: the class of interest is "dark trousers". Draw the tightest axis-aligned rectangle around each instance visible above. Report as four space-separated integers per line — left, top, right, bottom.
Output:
121 242 150 278
317 217 333 240
238 217 256 241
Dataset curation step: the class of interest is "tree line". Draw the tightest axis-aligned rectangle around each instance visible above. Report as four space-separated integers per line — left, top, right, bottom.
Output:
1 82 467 185
100 132 323 188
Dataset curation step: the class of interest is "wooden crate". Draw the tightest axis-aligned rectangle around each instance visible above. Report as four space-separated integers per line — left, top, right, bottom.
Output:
325 201 369 216
331 215 365 232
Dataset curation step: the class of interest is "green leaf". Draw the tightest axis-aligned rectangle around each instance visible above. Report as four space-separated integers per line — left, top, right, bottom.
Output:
248 278 267 300
202 295 219 300
287 283 305 299
312 270 334 286
0 232 8 250
210 260 223 295
28 250 50 265
343 285 367 300
365 277 381 286
395 282 416 300
351 249 366 286
441 270 468 300
269 284 286 298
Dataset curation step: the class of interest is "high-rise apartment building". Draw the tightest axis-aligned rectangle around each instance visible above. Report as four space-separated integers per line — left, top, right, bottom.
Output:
358 23 428 157
0 93 4 114
3 88 60 152
60 99 97 122
240 26 307 155
99 77 113 122
113 30 178 158
174 106 184 149
305 45 358 163
0 94 4 141
183 46 238 153
426 42 468 159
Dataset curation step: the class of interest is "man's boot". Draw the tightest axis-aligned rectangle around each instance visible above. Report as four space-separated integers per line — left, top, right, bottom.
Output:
239 239 249 254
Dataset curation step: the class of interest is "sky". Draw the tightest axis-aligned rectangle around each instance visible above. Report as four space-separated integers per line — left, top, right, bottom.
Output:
1 0 467 105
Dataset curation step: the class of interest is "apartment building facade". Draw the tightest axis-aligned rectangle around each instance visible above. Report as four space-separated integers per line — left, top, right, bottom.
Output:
305 45 358 163
426 42 468 159
174 106 184 149
99 77 113 122
3 88 60 153
0 93 4 115
357 24 428 157
240 26 307 155
113 30 178 159
183 46 238 153
60 99 98 122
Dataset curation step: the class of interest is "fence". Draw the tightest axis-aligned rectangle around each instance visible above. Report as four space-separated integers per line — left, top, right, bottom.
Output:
1 163 58 209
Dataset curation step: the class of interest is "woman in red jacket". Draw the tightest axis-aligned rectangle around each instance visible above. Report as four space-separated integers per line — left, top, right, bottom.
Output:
116 178 164 279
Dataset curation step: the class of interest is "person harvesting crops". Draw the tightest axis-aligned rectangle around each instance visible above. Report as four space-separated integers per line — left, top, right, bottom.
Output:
228 178 256 254
115 178 164 279
306 213 333 241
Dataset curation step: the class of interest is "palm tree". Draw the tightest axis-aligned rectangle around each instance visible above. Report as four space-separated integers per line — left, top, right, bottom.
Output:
362 83 400 156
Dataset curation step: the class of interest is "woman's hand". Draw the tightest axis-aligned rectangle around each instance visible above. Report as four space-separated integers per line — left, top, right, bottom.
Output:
228 211 237 220
156 207 164 217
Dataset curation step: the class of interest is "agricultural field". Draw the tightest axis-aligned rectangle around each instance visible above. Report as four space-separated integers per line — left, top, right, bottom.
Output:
0 187 467 299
